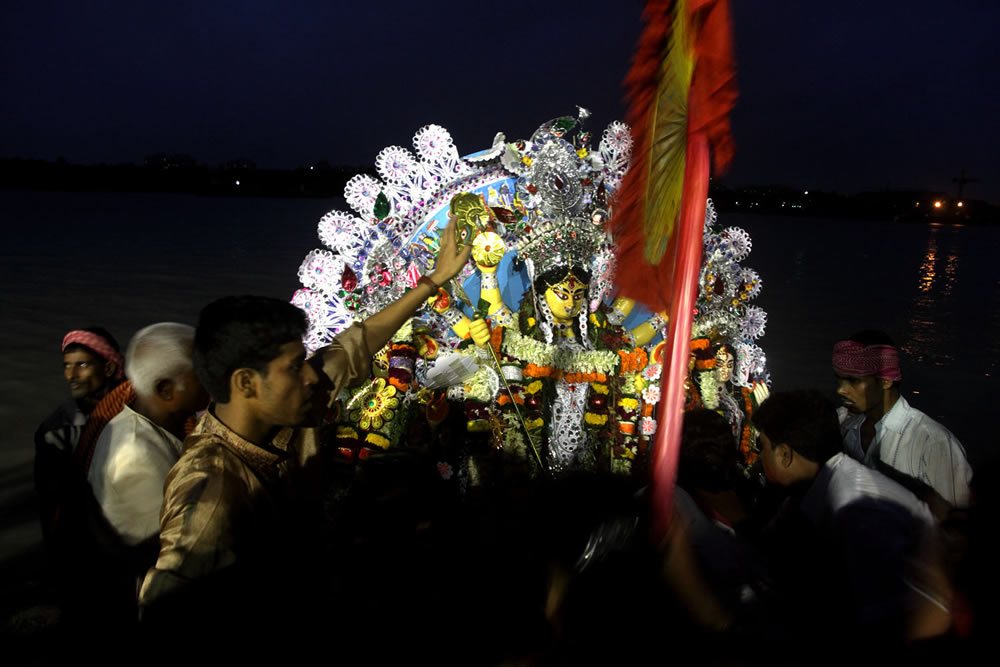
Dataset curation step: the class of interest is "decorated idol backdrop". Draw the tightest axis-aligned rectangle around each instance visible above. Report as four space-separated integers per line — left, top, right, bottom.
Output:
291 109 770 483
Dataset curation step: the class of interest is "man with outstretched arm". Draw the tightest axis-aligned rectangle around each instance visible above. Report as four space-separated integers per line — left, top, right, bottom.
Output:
138 220 471 635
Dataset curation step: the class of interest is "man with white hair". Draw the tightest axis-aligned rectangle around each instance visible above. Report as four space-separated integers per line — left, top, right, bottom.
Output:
88 322 207 547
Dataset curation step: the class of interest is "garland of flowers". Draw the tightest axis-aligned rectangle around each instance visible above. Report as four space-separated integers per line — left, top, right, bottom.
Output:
611 372 641 473
501 328 619 375
333 327 420 460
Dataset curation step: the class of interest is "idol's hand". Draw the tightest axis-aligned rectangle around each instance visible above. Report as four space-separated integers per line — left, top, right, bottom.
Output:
430 218 473 285
469 319 491 348
752 381 770 405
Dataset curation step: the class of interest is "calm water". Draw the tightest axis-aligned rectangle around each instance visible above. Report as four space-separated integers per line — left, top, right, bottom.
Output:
1 191 997 561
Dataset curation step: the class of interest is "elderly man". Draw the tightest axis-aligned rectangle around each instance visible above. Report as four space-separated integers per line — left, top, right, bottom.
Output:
833 330 973 513
139 219 471 636
88 323 207 548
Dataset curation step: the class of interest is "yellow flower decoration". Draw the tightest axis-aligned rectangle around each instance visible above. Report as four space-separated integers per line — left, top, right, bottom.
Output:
633 375 647 394
617 397 640 411
522 156 533 166
365 433 390 449
585 412 608 426
525 418 545 431
525 380 544 394
472 231 506 268
527 317 536 327
591 383 609 395
350 378 399 430
576 148 589 159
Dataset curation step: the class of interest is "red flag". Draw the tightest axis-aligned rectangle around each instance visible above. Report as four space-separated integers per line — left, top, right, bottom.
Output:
609 0 737 539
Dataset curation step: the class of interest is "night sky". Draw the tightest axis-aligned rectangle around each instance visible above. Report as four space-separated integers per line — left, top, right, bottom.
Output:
3 0 997 200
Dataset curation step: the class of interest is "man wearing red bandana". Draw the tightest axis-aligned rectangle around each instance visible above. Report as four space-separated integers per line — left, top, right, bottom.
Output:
34 325 126 623
35 326 124 539
832 330 972 515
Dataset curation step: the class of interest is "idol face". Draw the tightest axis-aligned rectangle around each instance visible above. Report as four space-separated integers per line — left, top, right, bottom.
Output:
715 346 735 383
544 274 587 322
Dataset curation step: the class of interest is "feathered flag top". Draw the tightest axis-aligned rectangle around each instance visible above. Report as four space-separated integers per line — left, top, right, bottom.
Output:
610 0 737 537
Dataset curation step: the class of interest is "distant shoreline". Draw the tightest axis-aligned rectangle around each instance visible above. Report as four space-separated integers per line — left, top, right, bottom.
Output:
2 157 996 223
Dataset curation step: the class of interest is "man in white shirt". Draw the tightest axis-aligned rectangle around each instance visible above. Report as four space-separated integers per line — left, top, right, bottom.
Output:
832 330 973 515
88 322 207 547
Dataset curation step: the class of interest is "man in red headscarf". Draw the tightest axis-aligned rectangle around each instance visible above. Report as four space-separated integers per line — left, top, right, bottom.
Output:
832 330 972 515
37 326 124 451
34 326 126 621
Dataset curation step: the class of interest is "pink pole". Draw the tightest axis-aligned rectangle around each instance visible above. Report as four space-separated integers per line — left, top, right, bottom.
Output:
650 131 709 542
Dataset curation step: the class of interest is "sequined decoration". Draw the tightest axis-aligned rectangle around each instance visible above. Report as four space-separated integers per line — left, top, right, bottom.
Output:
548 379 591 473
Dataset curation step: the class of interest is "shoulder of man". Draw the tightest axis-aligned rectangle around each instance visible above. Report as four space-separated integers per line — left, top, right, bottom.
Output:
892 399 966 453
34 399 82 442
91 408 179 489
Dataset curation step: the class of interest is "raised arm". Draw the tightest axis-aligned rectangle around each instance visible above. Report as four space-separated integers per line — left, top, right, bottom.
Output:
322 218 471 379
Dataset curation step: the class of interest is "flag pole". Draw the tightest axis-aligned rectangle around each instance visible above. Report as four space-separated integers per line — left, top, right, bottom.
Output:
650 132 709 543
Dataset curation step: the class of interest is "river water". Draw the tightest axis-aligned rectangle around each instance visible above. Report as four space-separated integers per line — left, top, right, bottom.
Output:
1 191 997 565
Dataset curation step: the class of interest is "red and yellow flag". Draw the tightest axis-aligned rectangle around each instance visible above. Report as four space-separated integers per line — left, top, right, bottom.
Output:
610 0 737 538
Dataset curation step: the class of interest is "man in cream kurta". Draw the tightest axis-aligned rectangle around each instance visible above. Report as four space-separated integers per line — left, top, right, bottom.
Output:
88 404 184 545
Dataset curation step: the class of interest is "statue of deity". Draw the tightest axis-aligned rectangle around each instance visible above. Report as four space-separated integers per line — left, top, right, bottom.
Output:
288 113 770 485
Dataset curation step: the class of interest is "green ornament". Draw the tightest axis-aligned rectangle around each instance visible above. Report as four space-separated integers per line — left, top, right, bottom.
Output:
373 191 391 220
553 116 576 133
475 298 491 320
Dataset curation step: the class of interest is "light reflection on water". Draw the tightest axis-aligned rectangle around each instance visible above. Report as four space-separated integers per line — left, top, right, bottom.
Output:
906 224 957 365
917 233 937 294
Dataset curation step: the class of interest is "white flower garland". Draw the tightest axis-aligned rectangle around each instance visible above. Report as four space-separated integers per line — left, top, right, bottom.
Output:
465 364 500 402
502 411 528 460
699 372 720 410
501 329 619 375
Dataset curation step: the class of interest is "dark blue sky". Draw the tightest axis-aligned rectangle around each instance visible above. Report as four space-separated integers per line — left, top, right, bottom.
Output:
2 0 997 200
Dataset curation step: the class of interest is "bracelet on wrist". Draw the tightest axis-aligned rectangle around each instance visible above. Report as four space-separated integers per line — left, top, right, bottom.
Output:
479 271 500 291
416 275 439 293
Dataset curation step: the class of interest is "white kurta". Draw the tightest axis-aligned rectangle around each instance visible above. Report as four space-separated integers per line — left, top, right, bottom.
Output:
838 396 972 508
88 405 184 545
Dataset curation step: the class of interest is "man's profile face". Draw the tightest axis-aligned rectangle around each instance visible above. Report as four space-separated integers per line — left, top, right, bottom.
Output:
758 432 784 485
253 340 318 427
835 374 882 415
63 348 111 400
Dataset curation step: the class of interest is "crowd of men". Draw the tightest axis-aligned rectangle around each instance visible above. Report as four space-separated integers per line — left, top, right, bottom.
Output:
25 220 986 662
